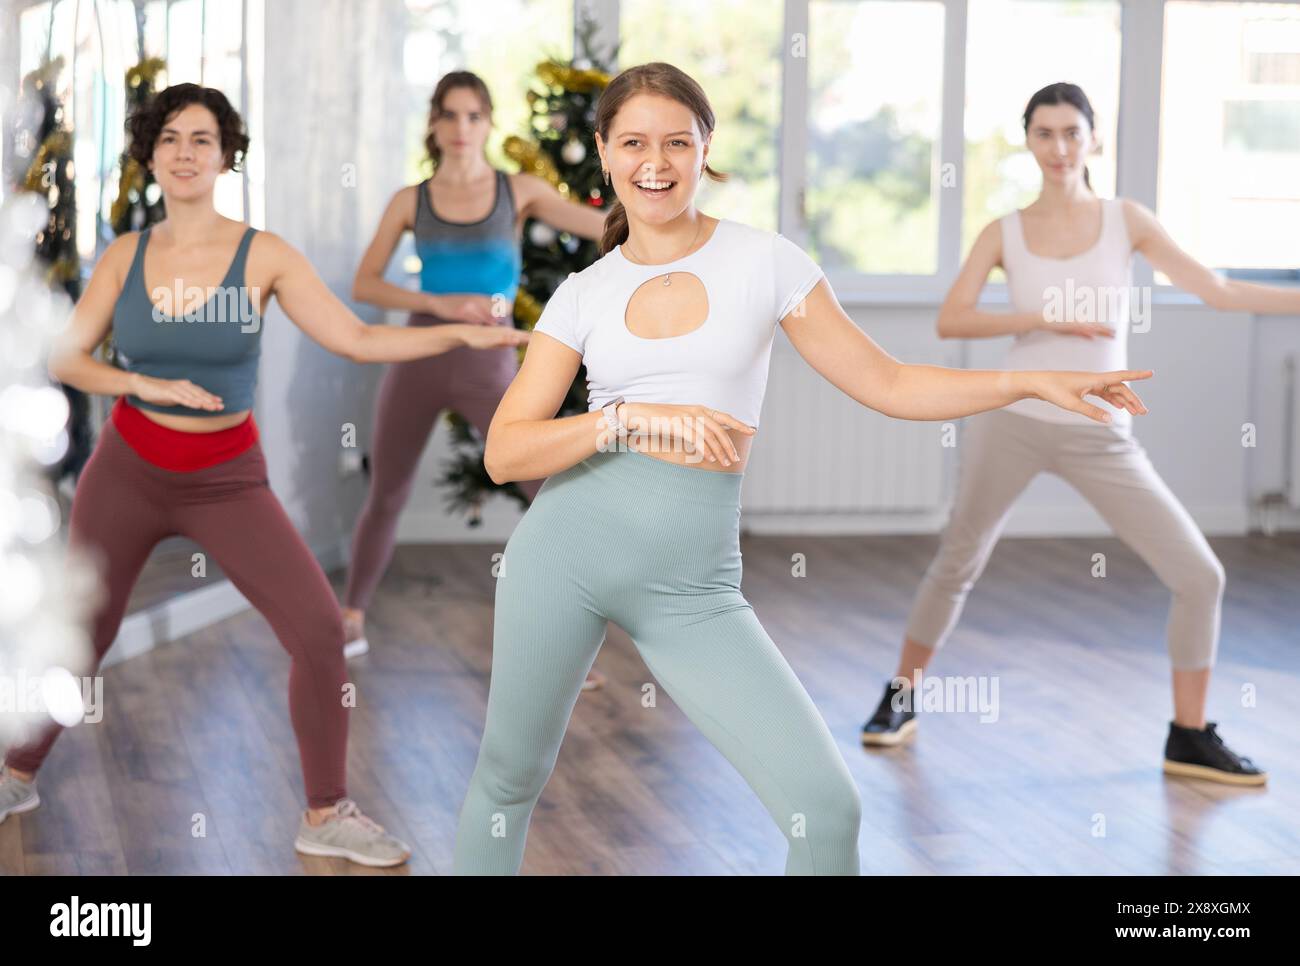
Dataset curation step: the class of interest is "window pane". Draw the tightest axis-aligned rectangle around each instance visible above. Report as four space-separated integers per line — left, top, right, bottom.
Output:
964 0 1120 271
402 0 572 184
19 3 54 80
807 0 944 276
205 0 245 220
1159 1 1300 273
167 0 203 86
621 0 784 232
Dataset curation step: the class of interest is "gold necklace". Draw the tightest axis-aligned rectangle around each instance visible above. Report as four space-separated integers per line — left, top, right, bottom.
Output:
623 219 706 285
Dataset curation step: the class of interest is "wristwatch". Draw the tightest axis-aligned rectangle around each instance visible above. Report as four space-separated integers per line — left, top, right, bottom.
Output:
601 395 628 438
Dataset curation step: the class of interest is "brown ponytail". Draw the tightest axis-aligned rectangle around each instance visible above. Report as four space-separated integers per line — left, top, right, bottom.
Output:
595 62 729 255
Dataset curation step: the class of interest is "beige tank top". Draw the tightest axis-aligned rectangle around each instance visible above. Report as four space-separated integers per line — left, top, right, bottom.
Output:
999 197 1135 428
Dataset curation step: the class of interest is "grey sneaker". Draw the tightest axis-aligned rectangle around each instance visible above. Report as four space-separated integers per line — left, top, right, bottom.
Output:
294 798 411 867
0 765 41 824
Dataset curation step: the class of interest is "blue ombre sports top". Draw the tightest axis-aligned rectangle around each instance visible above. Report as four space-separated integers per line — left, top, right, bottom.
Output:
414 169 520 302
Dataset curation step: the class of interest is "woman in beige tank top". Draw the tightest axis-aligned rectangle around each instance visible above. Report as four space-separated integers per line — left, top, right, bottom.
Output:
865 83 1300 787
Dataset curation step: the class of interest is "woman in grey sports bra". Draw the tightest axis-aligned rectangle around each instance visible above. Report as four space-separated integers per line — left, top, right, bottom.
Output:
0 83 526 867
339 71 606 675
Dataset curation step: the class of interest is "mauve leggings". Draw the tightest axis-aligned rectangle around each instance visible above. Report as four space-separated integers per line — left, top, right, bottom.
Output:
344 313 544 611
4 419 350 808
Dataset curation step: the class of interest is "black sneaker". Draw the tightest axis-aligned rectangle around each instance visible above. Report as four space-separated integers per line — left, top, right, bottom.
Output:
861 678 917 747
1163 721 1267 786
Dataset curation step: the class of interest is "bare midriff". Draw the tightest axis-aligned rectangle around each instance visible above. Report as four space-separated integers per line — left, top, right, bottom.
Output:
136 408 253 432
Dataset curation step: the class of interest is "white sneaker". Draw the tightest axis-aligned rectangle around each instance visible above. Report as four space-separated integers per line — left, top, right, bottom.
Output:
341 609 369 659
0 765 41 824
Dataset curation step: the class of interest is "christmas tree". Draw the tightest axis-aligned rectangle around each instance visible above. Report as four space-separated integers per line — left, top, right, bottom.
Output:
15 57 93 486
437 15 618 525
18 59 78 298
109 57 168 236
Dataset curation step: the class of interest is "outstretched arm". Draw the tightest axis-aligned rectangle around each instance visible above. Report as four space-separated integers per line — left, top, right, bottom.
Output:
1125 198 1300 315
517 174 608 241
781 277 1150 423
262 232 527 363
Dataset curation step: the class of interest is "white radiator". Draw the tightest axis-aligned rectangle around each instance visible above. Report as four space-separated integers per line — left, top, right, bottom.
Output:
742 345 946 514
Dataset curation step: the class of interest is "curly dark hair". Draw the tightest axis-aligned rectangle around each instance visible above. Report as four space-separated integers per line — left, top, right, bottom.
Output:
126 83 250 172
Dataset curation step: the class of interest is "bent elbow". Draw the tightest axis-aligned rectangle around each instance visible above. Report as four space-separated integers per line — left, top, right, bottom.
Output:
342 328 366 365
483 442 510 485
47 350 77 386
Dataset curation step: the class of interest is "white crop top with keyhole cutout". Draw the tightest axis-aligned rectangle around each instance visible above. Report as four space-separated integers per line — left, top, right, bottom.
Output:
532 218 825 429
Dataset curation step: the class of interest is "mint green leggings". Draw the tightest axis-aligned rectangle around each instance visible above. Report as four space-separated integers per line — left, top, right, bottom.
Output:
453 447 861 875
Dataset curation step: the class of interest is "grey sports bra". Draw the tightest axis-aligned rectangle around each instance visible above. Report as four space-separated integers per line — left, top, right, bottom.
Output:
112 226 262 417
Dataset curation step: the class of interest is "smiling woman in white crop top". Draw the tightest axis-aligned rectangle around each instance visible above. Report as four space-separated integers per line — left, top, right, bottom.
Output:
863 81 1300 787
533 217 821 433
450 63 1153 878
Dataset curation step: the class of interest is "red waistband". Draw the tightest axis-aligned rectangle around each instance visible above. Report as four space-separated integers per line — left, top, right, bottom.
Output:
111 396 259 472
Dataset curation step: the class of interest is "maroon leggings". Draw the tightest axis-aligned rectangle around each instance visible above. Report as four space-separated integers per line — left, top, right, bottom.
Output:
4 420 349 808
344 314 544 611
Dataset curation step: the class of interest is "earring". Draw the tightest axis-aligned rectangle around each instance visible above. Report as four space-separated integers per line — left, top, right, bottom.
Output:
602 168 610 186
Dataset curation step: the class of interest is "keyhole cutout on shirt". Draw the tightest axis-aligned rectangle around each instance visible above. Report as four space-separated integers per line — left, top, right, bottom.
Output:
623 271 710 340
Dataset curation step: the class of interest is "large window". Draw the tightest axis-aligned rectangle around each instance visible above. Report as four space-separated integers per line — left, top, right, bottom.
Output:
620 0 785 232
964 0 1121 268
618 0 1126 290
1159 0 1300 276
806 0 944 275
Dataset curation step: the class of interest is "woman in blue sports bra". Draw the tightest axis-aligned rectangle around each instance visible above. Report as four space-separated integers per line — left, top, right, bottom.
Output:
340 71 606 679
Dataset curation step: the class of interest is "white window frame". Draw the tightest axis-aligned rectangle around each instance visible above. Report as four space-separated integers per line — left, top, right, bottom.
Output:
580 0 1300 304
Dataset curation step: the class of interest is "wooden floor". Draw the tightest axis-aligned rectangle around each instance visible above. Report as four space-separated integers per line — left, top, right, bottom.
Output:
3 530 1297 875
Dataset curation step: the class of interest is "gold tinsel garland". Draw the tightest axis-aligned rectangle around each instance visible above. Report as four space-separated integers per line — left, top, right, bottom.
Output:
535 61 610 94
109 158 145 228
126 56 166 91
110 58 168 229
502 135 569 198
515 289 542 328
19 78 78 292
21 131 72 192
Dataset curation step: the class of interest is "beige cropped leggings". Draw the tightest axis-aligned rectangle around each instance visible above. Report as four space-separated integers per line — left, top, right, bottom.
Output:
905 409 1225 670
